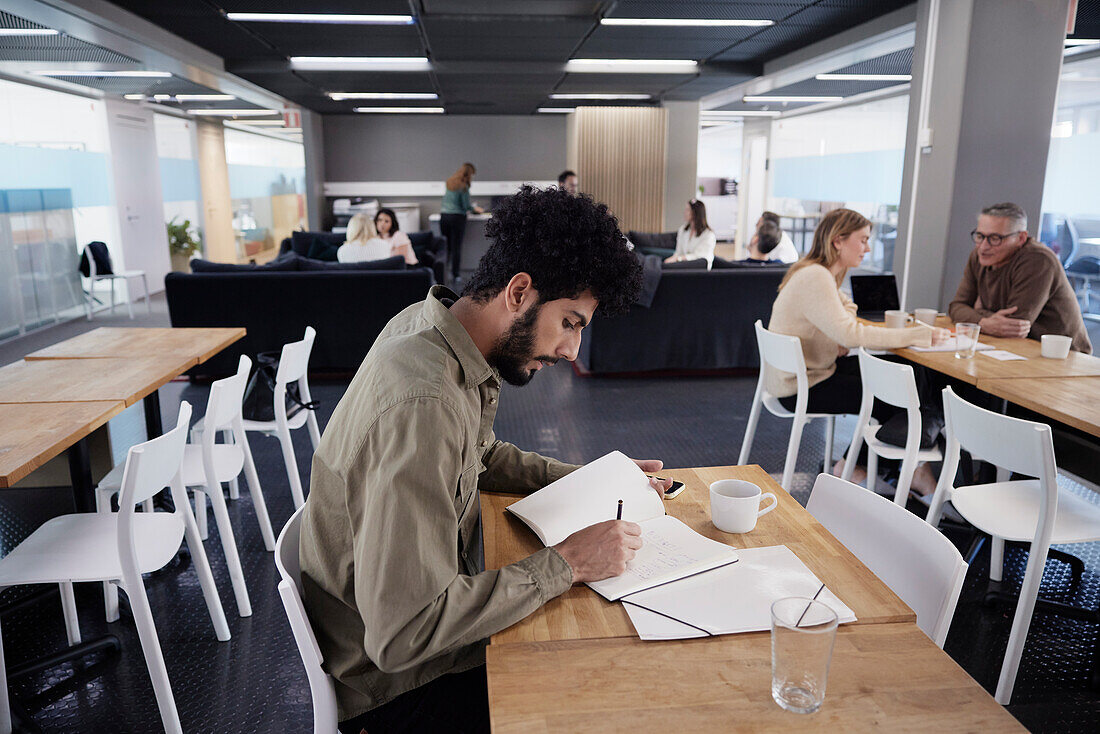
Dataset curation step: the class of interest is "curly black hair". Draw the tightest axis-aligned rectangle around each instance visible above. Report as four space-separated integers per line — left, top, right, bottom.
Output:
462 185 642 316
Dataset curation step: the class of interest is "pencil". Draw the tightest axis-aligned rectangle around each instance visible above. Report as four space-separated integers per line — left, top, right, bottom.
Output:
796 583 827 627
616 499 623 520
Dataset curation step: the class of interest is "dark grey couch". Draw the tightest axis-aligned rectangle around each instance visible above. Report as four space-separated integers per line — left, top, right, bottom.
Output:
166 266 433 377
577 267 788 374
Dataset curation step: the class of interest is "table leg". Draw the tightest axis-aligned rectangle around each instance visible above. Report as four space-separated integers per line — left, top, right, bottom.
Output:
66 438 94 514
144 389 163 440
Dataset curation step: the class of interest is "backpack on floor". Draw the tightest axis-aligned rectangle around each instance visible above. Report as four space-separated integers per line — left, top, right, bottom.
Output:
241 351 319 422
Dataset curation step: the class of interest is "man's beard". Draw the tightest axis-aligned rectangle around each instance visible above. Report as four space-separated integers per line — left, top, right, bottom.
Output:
487 302 557 386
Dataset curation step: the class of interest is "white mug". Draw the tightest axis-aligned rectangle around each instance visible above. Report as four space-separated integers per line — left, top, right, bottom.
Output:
1041 334 1072 359
710 479 778 534
884 310 913 329
914 308 938 326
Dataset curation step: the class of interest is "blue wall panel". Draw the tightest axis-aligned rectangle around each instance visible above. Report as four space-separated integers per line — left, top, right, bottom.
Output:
771 149 904 204
159 157 201 203
0 144 112 208
227 164 305 199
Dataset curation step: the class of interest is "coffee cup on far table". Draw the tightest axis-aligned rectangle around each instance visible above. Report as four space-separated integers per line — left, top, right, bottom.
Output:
1041 334 1072 359
914 308 938 326
884 310 913 329
710 479 778 534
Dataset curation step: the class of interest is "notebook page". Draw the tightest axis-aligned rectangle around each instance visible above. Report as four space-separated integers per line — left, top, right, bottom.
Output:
505 451 664 546
586 515 739 601
623 545 856 639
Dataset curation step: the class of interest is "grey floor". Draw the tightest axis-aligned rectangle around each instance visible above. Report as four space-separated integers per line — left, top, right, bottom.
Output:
0 309 1099 731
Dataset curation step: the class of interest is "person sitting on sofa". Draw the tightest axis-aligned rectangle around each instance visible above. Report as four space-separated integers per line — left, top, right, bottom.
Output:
371 208 418 266
337 213 383 263
768 208 950 492
664 199 716 269
758 211 799 264
740 220 782 264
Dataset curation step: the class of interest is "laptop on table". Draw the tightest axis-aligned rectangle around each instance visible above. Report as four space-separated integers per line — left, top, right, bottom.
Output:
850 274 900 321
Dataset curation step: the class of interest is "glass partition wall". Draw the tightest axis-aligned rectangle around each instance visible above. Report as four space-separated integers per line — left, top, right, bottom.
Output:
1041 52 1100 326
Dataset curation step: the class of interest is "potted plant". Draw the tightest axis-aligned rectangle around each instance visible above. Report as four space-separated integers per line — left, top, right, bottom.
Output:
167 217 202 272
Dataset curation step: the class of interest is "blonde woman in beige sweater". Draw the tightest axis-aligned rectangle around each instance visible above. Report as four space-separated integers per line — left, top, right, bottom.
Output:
768 208 950 490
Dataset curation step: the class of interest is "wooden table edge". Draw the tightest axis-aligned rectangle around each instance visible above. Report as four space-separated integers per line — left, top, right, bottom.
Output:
22 326 246 365
0 400 126 488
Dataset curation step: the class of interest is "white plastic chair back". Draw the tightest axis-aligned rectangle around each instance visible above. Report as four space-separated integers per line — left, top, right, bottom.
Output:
755 320 809 379
941 386 1054 479
204 355 251 432
275 506 338 734
856 348 920 410
275 327 317 386
807 473 967 647
117 403 192 509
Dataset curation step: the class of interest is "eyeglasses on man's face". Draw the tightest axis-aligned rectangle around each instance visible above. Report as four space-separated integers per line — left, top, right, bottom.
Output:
970 229 1022 247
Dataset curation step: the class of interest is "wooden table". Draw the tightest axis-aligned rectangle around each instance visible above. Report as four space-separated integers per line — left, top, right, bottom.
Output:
2 327 245 511
893 332 1100 384
0 402 124 488
484 465 914 645
0 355 196 407
975 375 1100 439
23 327 245 365
486 623 1023 732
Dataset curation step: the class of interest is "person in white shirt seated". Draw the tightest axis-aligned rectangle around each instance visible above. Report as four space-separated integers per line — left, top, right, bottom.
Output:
759 211 799 264
337 210 416 265
372 207 418 265
739 220 782 264
664 199 716 268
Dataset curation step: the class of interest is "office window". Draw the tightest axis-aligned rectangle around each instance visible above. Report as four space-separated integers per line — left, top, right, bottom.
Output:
0 79 115 337
224 127 307 262
769 94 909 272
1041 53 1100 323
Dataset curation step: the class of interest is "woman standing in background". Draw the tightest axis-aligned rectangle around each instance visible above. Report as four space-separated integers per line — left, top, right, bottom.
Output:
440 162 483 281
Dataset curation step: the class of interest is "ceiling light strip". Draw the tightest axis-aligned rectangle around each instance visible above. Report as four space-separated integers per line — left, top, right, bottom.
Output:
566 59 698 74
291 57 431 71
226 13 414 25
549 93 651 100
601 18 773 28
189 109 281 117
329 92 438 100
537 107 574 114
0 28 59 36
35 70 172 78
354 107 444 114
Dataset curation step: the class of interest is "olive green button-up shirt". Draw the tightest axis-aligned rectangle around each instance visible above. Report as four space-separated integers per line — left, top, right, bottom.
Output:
299 285 578 721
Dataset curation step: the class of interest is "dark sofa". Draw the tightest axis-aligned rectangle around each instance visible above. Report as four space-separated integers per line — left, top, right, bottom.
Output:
280 229 447 282
577 267 788 374
166 267 433 377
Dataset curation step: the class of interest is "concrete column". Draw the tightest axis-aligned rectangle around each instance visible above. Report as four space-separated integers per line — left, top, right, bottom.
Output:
195 119 236 262
662 101 699 232
896 0 1072 309
302 110 326 231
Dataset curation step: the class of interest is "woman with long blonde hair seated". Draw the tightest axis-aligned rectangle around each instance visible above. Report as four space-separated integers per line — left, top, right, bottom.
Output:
768 208 950 489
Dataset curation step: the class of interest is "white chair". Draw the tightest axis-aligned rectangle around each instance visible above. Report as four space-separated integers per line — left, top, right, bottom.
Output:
739 320 841 490
841 348 943 505
275 506 338 734
243 327 322 509
0 403 229 734
807 473 967 648
81 241 150 320
96 356 275 621
926 387 1100 704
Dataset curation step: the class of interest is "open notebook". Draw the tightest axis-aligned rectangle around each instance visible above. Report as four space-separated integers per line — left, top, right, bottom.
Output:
622 545 857 640
505 451 738 600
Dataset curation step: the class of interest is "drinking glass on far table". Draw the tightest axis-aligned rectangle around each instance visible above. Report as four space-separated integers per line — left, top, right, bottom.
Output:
771 597 838 714
954 322 981 359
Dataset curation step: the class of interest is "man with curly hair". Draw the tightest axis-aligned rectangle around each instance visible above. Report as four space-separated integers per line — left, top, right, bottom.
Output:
300 186 665 734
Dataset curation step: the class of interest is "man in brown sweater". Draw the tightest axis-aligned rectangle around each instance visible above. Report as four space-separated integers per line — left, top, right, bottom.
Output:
948 202 1091 354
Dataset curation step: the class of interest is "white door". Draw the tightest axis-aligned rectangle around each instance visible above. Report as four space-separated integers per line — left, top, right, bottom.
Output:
745 135 769 233
105 99 170 299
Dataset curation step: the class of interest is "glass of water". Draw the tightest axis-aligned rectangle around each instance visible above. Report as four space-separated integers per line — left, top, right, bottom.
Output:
771 597 838 714
954 322 981 359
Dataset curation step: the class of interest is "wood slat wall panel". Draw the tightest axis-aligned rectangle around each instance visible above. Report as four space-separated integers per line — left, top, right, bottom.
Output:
574 107 667 233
